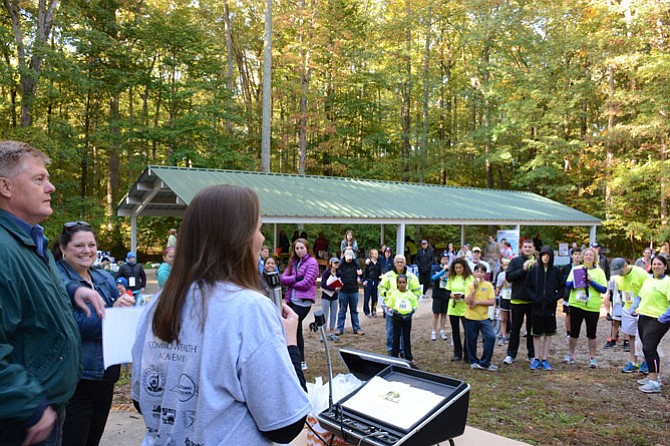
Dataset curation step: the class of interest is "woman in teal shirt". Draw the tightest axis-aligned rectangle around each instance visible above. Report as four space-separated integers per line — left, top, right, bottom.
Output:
157 246 174 289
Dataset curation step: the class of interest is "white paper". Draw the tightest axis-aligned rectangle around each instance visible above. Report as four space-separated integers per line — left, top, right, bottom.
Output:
103 307 145 368
341 376 443 430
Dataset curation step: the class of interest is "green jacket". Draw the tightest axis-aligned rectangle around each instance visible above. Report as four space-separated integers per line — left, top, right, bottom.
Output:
0 210 81 423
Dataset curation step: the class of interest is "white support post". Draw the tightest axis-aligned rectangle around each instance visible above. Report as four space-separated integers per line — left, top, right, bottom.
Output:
131 215 138 253
396 224 406 259
589 225 597 246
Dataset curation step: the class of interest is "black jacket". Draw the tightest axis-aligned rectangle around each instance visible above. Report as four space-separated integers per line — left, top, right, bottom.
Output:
337 259 360 293
524 246 565 316
118 262 146 292
363 260 382 284
415 248 435 273
506 252 534 302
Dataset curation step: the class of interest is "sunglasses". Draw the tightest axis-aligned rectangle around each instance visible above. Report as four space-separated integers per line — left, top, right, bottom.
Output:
63 221 91 229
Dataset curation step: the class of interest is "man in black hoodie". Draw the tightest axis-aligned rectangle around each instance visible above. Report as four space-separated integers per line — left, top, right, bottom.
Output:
503 239 536 364
525 246 565 371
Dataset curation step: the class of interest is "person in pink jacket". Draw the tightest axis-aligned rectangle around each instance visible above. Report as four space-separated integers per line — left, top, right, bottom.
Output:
281 238 319 370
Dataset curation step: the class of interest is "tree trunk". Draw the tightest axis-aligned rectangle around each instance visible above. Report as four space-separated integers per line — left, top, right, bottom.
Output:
261 0 272 172
2 0 60 127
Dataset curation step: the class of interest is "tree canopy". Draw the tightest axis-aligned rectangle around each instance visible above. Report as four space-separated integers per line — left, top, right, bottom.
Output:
1 0 668 258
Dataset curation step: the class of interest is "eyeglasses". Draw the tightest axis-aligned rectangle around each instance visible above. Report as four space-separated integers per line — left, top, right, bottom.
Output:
63 221 91 229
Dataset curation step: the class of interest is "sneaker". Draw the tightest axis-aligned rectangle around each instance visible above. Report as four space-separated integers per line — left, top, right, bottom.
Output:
335 331 343 336
503 355 514 365
623 340 630 352
470 363 485 370
563 354 575 364
604 338 616 349
431 331 436 341
589 357 598 368
637 377 663 386
497 338 505 346
486 364 499 371
639 362 649 374
327 333 340 342
301 361 308 371
622 362 640 373
529 358 541 370
451 355 462 362
541 360 552 371
440 330 448 340
638 380 662 393
354 330 365 335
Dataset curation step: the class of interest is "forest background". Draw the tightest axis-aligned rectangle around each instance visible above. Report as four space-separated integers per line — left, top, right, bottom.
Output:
1 0 669 260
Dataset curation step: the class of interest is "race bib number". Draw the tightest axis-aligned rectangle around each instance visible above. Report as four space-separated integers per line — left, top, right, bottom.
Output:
440 277 448 289
575 289 588 303
129 277 136 288
501 289 512 300
622 291 634 303
397 298 411 312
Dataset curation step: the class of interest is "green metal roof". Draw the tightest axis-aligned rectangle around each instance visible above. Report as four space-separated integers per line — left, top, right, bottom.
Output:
117 166 600 226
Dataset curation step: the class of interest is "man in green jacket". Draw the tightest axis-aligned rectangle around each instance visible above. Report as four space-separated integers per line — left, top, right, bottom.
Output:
0 141 104 446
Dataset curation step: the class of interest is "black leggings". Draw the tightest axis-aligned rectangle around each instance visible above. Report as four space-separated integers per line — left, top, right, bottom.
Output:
638 315 670 374
288 302 312 361
569 306 599 340
449 315 468 360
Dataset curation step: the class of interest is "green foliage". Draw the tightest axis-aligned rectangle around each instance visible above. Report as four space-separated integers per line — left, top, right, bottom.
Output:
1 0 669 255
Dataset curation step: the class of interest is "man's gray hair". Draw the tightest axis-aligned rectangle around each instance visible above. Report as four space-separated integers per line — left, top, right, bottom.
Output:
394 254 406 262
0 141 50 178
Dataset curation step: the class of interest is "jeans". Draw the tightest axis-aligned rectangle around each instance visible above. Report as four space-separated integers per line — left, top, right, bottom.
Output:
337 291 361 332
62 366 120 446
464 318 496 367
288 302 312 361
391 315 413 361
507 302 534 359
0 405 65 446
386 309 405 354
363 280 379 315
321 298 339 331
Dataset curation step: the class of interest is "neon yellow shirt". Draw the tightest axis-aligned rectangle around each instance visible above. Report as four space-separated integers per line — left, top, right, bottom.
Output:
614 266 650 309
567 265 606 313
637 275 670 319
446 275 474 317
464 280 494 321
378 270 421 307
386 289 419 316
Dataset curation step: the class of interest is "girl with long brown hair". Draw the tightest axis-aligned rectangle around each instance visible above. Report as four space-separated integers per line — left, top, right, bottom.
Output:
131 185 310 445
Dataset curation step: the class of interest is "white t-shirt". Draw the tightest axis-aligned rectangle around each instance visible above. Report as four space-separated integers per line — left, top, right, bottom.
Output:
132 282 311 445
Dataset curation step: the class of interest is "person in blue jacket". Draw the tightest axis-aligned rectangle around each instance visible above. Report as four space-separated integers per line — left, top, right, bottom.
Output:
53 222 136 445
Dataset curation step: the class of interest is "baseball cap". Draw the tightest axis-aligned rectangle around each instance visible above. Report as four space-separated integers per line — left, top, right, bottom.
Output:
329 257 340 264
610 258 627 276
592 242 601 248
472 246 482 252
116 277 129 288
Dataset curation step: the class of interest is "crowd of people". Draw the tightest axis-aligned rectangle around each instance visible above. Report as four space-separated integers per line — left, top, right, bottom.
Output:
1 139 668 446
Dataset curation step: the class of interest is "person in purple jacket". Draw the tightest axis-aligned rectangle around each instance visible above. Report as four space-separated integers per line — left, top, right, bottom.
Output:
281 238 319 370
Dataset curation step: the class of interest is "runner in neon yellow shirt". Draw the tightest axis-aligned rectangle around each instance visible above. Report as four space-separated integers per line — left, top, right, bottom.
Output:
565 247 607 368
628 256 670 393
445 258 474 362
611 258 650 373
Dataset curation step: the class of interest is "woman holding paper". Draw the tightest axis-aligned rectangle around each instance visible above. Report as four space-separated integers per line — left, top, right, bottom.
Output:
564 247 607 367
51 221 130 446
